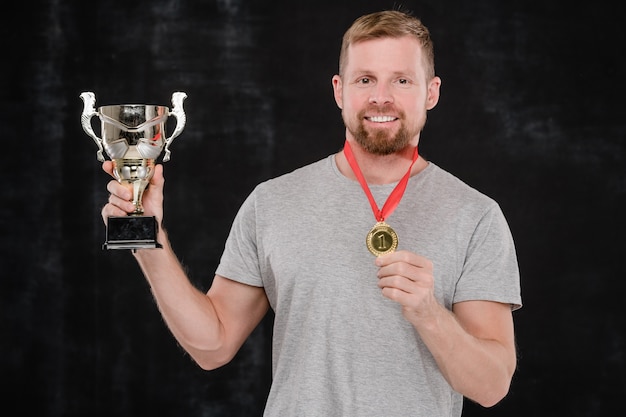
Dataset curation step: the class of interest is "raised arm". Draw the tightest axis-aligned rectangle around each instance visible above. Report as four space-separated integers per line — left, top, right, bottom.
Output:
101 161 269 369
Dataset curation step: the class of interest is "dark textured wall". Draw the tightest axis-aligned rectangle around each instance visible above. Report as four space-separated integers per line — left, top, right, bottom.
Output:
2 0 624 416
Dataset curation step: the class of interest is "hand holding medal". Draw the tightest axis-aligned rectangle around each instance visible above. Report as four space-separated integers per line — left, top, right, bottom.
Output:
343 140 418 256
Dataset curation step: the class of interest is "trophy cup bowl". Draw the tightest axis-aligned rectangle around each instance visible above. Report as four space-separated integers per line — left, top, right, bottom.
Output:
80 91 187 250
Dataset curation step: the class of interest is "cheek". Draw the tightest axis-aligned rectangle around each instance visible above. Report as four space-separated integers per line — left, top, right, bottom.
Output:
405 96 427 116
342 93 366 113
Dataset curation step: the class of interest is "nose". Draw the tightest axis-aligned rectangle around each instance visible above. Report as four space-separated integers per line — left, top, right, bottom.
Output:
368 83 394 105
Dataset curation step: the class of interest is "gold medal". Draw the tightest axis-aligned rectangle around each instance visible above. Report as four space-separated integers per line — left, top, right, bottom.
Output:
343 140 417 257
366 221 398 256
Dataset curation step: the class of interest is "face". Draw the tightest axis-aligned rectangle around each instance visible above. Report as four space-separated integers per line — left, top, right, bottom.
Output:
332 36 441 155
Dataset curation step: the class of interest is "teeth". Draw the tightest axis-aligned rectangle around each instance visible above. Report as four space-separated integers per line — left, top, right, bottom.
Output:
368 116 396 123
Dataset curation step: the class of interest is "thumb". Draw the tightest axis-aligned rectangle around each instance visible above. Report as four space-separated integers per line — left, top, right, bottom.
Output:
151 163 165 188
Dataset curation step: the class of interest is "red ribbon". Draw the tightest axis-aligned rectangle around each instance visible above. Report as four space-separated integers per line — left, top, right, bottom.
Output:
343 140 418 222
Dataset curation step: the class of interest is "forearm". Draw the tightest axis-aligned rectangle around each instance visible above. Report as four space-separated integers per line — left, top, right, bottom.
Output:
411 302 516 407
132 229 226 365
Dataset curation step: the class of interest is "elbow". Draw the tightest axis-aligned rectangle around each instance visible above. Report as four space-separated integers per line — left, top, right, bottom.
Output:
171 333 232 371
187 343 237 371
469 372 513 408
473 349 517 407
195 358 227 371
194 352 233 371
475 383 510 408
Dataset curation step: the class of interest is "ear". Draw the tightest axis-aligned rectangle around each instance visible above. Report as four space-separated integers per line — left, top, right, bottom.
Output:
332 75 343 109
426 76 442 110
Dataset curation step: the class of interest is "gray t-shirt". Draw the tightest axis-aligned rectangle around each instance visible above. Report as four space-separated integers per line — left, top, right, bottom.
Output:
216 155 521 416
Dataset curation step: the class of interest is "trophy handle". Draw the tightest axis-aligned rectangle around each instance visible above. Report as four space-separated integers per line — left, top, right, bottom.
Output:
80 91 105 162
162 92 188 162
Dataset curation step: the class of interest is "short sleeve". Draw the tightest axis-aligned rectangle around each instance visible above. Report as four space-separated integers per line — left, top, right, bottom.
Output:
454 203 522 310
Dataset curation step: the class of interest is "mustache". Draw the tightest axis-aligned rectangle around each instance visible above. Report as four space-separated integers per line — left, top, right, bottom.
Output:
358 104 404 118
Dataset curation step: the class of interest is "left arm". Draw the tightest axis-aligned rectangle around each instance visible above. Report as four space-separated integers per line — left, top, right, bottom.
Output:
376 250 517 407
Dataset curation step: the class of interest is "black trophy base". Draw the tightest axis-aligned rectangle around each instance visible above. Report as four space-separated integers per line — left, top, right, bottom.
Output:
103 216 162 250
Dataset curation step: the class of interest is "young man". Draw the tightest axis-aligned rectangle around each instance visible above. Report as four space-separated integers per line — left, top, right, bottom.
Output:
102 10 521 416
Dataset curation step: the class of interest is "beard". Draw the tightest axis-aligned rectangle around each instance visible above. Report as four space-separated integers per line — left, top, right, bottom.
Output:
346 106 425 156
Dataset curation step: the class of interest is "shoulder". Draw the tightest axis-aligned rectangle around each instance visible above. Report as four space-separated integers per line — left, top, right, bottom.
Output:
254 155 336 197
421 163 497 209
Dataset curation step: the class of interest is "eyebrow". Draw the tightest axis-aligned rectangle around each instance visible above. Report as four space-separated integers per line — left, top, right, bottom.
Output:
350 69 418 79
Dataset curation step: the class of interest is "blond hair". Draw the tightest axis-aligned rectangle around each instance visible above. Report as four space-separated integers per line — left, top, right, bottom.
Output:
339 10 435 80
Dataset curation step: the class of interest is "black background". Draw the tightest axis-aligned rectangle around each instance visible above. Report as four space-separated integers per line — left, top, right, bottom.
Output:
2 0 624 416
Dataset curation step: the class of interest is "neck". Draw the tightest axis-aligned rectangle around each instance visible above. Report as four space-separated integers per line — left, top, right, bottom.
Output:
336 139 428 185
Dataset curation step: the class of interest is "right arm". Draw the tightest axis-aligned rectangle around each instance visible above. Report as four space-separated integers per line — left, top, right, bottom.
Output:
101 161 269 370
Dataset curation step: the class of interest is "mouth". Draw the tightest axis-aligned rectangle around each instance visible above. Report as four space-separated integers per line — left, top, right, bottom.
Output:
365 115 398 123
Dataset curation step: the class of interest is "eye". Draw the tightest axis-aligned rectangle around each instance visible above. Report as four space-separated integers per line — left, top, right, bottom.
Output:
394 78 414 89
357 77 371 85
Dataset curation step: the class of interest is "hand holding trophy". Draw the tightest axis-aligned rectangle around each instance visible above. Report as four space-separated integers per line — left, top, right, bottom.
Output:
80 92 187 249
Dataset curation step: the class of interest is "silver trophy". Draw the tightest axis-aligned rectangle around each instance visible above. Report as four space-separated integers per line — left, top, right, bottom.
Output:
80 91 187 249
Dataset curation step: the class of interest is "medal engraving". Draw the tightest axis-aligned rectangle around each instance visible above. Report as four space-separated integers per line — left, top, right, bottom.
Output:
366 222 398 256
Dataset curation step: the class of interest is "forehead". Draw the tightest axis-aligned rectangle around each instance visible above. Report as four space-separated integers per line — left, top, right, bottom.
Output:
345 36 424 76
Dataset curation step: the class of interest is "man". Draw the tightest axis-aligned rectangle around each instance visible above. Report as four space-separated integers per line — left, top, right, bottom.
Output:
102 10 521 416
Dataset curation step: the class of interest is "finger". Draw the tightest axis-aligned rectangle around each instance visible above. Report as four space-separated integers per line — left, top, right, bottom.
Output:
105 180 136 213
107 192 136 213
380 285 430 312
106 179 132 202
101 202 129 219
102 160 114 176
377 272 434 311
375 250 433 271
377 261 425 283
380 284 414 304
152 163 164 185
377 274 418 293
148 165 165 204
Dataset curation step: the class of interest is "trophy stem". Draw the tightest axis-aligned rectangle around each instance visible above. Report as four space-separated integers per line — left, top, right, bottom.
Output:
132 180 145 215
112 158 155 214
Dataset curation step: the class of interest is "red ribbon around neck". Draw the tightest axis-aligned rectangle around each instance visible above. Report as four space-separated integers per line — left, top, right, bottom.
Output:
343 140 418 222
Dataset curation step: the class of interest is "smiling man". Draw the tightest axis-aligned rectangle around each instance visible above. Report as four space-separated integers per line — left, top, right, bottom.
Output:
102 10 522 417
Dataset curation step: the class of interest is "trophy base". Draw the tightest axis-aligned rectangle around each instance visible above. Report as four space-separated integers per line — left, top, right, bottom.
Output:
103 216 162 250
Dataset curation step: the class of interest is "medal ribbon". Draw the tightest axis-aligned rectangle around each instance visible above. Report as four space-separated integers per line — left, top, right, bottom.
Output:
343 140 418 222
